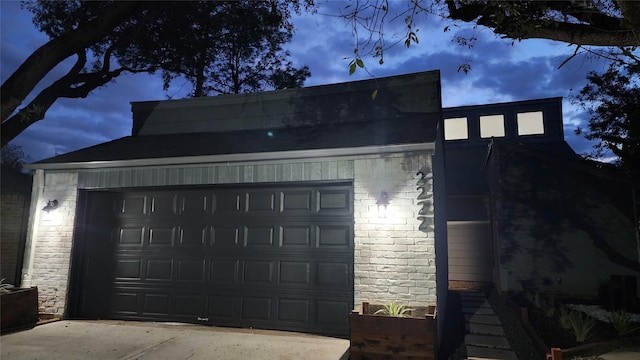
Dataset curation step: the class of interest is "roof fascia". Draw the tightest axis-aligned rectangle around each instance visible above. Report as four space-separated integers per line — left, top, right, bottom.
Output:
25 143 435 171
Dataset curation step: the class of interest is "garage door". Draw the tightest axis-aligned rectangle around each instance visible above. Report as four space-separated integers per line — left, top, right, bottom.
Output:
70 183 354 336
448 222 493 285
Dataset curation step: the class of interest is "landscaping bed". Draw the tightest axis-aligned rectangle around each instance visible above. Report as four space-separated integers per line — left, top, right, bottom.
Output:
509 291 640 357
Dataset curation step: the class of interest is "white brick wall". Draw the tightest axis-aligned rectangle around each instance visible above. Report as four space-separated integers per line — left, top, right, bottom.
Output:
24 150 436 316
353 152 436 307
22 171 78 314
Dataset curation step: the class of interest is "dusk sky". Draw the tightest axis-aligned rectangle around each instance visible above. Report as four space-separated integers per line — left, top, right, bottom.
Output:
1 1 614 163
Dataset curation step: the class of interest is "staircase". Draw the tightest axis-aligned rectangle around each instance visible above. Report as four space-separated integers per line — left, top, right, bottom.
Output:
459 291 518 360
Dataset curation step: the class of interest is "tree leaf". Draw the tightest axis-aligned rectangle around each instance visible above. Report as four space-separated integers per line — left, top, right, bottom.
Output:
371 89 378 100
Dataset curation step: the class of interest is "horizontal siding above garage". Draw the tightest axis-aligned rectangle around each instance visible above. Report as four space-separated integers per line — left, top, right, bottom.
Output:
77 160 355 189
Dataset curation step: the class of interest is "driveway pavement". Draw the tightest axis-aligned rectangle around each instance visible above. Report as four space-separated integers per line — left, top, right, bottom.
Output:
0 320 349 360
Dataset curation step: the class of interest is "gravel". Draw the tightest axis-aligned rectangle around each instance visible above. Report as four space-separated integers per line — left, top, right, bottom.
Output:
566 304 640 324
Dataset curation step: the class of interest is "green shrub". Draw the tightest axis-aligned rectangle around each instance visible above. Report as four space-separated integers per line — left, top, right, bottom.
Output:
525 291 556 316
569 311 597 342
609 309 639 336
541 295 556 317
374 302 412 317
0 278 13 295
558 306 574 330
526 291 543 308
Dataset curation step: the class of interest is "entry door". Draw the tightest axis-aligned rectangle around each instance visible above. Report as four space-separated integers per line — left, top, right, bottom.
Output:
447 221 493 285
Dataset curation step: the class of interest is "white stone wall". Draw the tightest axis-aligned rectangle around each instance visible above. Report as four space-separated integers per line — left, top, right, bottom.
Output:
23 150 436 316
22 171 78 314
353 152 436 307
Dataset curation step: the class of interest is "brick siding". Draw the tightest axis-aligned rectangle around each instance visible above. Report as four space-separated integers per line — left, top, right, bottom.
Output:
25 151 436 316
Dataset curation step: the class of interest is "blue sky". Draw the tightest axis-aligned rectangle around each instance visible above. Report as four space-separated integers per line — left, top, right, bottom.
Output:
1 1 613 163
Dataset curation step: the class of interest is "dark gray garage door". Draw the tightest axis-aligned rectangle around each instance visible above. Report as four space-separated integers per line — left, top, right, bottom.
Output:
70 183 353 336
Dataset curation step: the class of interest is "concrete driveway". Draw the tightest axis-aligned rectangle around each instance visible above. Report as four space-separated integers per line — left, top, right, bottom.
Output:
1 320 349 360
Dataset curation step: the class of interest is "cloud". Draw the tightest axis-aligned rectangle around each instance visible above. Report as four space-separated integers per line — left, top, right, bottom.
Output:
2 0 613 162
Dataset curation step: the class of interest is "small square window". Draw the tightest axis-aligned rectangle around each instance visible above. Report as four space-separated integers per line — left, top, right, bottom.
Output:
480 114 505 138
517 111 544 135
444 117 468 140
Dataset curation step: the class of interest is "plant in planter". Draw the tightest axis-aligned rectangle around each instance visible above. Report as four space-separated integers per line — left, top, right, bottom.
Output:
374 301 412 317
0 278 13 294
0 278 39 333
350 301 437 360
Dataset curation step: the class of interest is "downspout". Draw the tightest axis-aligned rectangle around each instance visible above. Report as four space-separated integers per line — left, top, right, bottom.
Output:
20 169 44 287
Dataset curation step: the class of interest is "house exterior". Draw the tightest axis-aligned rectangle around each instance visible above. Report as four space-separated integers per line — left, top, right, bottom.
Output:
442 97 639 301
22 71 446 338
442 97 575 289
486 139 639 303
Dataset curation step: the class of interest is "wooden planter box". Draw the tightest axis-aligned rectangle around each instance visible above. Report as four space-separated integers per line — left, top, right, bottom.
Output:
349 302 437 360
1 287 39 333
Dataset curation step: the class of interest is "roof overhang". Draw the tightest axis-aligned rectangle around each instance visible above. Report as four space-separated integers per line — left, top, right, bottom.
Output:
26 143 435 171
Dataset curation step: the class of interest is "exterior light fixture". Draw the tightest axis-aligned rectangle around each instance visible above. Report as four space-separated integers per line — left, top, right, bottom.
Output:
42 199 59 212
376 191 389 217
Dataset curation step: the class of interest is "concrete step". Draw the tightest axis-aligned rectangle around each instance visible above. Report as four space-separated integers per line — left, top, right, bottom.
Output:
461 300 492 309
459 292 487 300
465 314 502 326
466 323 505 336
463 307 495 315
467 345 518 360
464 334 511 350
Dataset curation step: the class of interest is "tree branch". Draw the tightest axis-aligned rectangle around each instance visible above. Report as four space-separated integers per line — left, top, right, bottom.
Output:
1 49 154 146
446 1 640 46
0 1 139 122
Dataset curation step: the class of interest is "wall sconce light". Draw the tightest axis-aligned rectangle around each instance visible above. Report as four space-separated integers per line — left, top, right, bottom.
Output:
376 191 389 217
42 199 59 212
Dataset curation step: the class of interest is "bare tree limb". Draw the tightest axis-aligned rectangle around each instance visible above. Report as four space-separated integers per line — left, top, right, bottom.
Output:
0 1 139 121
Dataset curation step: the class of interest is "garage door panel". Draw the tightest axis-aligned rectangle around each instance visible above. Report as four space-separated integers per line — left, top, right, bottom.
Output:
178 193 212 216
146 259 173 280
120 195 148 216
245 191 276 212
214 192 242 213
243 260 273 283
281 190 312 213
316 300 350 326
207 295 237 318
317 189 350 212
150 194 177 216
176 259 206 282
113 291 138 314
174 294 202 317
243 226 274 246
143 293 170 315
76 183 353 336
212 227 240 246
317 262 349 286
115 259 142 280
178 227 208 246
117 227 145 246
210 259 239 282
280 226 311 247
279 261 310 285
242 297 272 320
278 298 310 322
316 225 351 248
149 227 176 246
